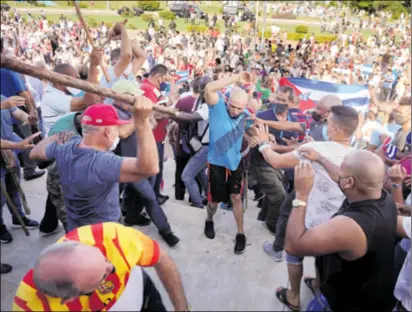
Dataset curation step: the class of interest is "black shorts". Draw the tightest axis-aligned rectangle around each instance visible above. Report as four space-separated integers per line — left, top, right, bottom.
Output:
208 163 244 203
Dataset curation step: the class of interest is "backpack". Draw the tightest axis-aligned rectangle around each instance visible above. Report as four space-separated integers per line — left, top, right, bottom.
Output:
181 97 209 155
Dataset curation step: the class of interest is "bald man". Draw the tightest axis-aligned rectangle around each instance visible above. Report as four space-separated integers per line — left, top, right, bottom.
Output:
287 150 398 311
203 72 251 254
41 48 102 135
13 222 189 311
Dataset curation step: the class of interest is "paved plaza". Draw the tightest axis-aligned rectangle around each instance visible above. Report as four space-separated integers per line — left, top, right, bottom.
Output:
1 156 315 311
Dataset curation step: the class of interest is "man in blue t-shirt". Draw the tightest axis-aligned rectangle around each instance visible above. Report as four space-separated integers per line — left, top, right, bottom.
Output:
203 72 250 254
29 100 159 232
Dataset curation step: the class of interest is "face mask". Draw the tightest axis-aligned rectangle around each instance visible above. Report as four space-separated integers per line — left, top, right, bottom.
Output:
109 136 120 151
322 124 329 141
160 82 168 92
67 87 82 96
274 103 288 115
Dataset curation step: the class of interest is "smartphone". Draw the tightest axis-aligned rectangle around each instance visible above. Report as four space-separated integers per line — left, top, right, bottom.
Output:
398 156 411 175
245 118 254 130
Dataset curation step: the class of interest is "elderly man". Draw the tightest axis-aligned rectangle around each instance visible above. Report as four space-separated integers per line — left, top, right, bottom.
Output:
286 150 398 312
13 222 189 311
30 98 159 232
203 72 251 254
253 105 359 309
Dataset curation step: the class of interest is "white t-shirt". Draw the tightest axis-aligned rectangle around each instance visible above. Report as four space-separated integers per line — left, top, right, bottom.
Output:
109 266 144 311
293 141 353 229
41 84 73 135
195 103 209 144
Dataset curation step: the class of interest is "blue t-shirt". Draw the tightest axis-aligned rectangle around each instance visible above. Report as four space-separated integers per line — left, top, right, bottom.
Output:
207 94 249 171
45 136 124 231
0 68 26 98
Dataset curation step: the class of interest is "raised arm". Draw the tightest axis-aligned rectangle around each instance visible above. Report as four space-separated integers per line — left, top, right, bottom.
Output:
111 23 133 78
204 72 249 106
256 117 305 134
131 39 146 75
119 96 159 182
70 48 101 112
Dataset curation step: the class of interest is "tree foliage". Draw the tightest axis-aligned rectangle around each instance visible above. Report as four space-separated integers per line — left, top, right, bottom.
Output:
343 0 409 17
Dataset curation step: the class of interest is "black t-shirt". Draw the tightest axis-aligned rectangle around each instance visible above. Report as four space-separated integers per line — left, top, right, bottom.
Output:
316 191 397 312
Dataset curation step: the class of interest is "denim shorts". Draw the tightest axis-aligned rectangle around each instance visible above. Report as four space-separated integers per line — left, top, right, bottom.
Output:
286 253 304 265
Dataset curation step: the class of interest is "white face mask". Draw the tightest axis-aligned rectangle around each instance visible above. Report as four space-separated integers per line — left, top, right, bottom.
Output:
109 136 120 151
67 87 82 96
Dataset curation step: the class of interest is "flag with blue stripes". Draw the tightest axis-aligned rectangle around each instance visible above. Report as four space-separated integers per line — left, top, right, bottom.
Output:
382 137 398 159
279 77 371 113
174 70 190 84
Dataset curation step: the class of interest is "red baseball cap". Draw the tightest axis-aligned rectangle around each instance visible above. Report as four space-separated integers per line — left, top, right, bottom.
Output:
81 103 131 126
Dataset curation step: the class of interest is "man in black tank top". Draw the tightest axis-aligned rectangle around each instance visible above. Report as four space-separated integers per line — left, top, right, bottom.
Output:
285 149 398 311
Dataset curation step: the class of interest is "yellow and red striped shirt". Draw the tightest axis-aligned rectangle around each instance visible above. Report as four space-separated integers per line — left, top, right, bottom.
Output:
12 222 160 311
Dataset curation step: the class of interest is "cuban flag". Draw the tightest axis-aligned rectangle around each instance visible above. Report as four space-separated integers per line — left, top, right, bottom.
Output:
354 64 373 78
174 70 190 84
279 78 371 113
382 136 398 160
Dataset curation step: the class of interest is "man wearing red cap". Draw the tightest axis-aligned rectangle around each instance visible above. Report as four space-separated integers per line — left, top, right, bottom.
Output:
30 97 159 232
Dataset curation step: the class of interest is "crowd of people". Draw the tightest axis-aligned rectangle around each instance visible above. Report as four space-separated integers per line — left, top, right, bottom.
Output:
1 3 411 311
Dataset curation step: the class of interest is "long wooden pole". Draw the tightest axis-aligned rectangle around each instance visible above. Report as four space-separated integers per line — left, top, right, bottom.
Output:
73 1 111 83
0 56 179 117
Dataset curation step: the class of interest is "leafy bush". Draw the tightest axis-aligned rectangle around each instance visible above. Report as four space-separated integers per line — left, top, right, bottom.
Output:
287 33 337 43
257 30 272 39
187 25 208 33
79 2 88 9
218 7 223 14
128 24 137 29
141 13 154 22
137 1 160 11
87 17 97 27
271 13 297 19
295 25 309 34
106 22 113 28
121 11 135 18
159 10 175 20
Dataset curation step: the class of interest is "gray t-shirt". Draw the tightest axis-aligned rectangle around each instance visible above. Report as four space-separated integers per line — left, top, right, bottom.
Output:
45 136 123 231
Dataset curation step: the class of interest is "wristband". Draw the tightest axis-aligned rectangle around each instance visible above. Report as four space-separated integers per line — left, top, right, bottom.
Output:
259 144 270 153
392 183 401 189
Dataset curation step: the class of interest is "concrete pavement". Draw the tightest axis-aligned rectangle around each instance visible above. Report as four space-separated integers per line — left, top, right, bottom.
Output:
0 150 316 311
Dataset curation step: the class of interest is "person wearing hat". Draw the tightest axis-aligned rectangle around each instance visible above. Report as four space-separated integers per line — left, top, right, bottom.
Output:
111 80 180 247
29 98 159 232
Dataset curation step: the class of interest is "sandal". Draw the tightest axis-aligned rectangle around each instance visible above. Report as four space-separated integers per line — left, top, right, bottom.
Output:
304 277 317 297
275 287 300 311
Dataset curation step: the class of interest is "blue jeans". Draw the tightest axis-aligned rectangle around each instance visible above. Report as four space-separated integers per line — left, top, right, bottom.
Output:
124 179 171 233
181 146 208 206
150 142 164 197
0 157 25 225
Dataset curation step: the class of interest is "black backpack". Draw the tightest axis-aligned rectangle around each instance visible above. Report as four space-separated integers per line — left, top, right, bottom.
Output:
181 97 209 155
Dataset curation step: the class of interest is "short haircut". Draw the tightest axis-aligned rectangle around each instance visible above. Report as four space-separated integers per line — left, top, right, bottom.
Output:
149 64 168 77
330 105 359 137
319 94 342 111
53 64 74 76
110 48 121 63
276 85 294 101
33 242 82 300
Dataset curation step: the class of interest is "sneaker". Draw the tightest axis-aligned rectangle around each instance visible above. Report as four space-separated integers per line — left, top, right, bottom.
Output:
11 217 39 230
23 169 45 181
39 225 62 236
0 225 13 243
263 223 276 236
204 220 215 239
124 213 152 227
262 241 283 262
220 202 233 211
0 263 12 274
190 203 204 209
159 231 180 247
234 233 246 254
157 194 169 205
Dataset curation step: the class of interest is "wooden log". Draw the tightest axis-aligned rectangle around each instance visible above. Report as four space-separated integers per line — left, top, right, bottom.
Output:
73 1 111 83
0 56 179 117
84 19 128 66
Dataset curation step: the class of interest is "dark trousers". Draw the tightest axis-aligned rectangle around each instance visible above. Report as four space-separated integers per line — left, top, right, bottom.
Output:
13 123 37 176
141 270 167 312
175 155 190 200
150 142 165 197
249 165 286 228
273 190 295 252
124 180 171 233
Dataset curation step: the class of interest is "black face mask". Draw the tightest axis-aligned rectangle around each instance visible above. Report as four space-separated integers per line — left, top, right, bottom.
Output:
274 103 288 115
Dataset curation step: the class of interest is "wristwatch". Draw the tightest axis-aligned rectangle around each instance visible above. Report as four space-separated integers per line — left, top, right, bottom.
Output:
292 199 307 208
